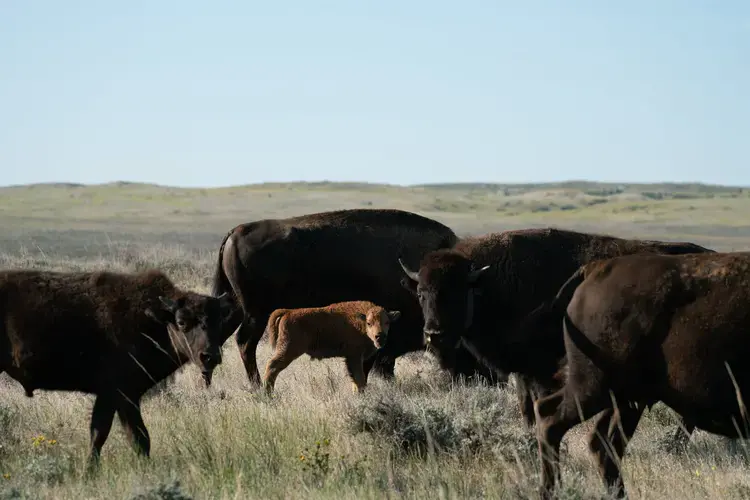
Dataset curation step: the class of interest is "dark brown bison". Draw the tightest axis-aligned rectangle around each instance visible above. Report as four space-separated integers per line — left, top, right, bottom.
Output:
262 301 401 394
398 227 714 428
0 269 233 466
534 252 750 498
212 208 500 388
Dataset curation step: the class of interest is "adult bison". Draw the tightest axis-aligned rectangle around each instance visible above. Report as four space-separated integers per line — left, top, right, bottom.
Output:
211 208 498 387
0 268 233 466
534 252 750 498
398 227 714 428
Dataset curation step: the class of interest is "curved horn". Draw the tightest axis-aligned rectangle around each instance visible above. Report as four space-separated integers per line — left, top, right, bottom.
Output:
398 258 420 282
216 291 229 301
467 265 491 284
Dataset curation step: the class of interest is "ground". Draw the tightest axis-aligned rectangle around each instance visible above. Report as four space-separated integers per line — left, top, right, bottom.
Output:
1 181 749 499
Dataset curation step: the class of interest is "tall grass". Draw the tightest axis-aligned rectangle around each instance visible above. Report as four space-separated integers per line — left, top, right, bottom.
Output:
0 244 749 499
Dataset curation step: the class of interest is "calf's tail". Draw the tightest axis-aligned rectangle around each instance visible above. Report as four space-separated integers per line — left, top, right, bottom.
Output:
265 309 291 349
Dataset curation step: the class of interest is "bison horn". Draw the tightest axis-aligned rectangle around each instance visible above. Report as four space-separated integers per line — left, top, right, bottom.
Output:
398 258 420 282
467 265 491 284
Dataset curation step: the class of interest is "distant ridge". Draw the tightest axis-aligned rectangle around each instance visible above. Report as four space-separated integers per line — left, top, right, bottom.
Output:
2 180 748 193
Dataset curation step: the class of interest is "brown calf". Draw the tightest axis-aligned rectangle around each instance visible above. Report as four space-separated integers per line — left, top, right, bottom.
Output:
262 301 401 394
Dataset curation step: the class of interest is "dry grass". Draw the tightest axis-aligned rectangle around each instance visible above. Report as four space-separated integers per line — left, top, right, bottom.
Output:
0 246 749 499
2 181 750 499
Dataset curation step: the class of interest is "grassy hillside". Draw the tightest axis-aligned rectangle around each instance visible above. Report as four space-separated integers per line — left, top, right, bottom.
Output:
1 180 750 499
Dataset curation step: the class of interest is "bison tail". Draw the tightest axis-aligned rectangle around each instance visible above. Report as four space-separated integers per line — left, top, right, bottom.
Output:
211 229 235 297
511 266 587 343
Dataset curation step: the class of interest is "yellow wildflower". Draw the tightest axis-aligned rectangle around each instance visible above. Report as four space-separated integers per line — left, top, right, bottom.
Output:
2 473 9 480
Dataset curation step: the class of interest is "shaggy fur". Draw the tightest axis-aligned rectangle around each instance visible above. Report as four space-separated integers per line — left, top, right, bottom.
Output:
261 301 401 394
533 251 750 498
398 227 715 428
211 208 497 387
0 268 233 466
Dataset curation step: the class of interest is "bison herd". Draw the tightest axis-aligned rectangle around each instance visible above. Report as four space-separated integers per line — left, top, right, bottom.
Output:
4 207 750 498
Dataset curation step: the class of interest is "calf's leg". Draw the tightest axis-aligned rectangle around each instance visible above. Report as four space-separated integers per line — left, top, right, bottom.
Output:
87 395 117 468
346 356 368 393
262 347 298 395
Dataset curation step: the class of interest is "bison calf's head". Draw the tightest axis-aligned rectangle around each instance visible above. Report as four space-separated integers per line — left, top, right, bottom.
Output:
399 253 489 370
359 307 401 349
146 291 233 387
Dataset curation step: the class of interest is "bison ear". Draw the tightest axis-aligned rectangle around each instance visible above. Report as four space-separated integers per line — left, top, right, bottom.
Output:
159 296 180 313
144 307 172 325
387 310 401 322
357 313 367 322
400 277 417 296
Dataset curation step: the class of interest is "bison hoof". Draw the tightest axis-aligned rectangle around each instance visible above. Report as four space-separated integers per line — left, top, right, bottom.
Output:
352 383 366 394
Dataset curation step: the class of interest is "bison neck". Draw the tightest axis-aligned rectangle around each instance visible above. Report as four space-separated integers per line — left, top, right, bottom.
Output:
462 317 565 386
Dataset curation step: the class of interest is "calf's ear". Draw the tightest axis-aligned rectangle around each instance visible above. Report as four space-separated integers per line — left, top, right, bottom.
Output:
387 310 401 322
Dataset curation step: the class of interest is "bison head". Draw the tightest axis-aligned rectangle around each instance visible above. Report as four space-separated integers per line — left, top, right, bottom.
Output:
358 307 401 349
146 291 234 387
399 252 490 371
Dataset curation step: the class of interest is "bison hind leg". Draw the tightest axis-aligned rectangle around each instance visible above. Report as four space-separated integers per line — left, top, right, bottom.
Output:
262 348 298 396
588 401 644 499
534 385 612 500
116 398 151 458
87 395 117 470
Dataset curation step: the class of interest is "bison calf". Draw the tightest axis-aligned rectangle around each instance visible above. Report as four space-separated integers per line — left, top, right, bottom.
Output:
0 269 233 466
262 301 401 394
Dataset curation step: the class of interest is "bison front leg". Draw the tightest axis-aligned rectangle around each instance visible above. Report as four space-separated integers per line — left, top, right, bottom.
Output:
116 398 151 458
87 395 116 469
588 402 643 499
363 351 395 381
516 375 538 428
236 313 268 387
346 356 368 393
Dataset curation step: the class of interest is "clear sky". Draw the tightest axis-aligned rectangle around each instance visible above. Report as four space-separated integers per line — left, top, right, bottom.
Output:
1 1 748 188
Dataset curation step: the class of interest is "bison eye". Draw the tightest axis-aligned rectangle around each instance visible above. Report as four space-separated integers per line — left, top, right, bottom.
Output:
176 319 187 329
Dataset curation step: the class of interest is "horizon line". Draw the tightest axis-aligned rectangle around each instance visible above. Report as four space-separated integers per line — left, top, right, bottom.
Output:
2 179 750 191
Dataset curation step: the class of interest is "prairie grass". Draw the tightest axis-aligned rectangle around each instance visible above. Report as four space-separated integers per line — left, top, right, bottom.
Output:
1 245 750 499
2 181 750 498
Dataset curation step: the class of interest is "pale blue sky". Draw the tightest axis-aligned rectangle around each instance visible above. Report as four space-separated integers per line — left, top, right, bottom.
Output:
1 1 748 188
